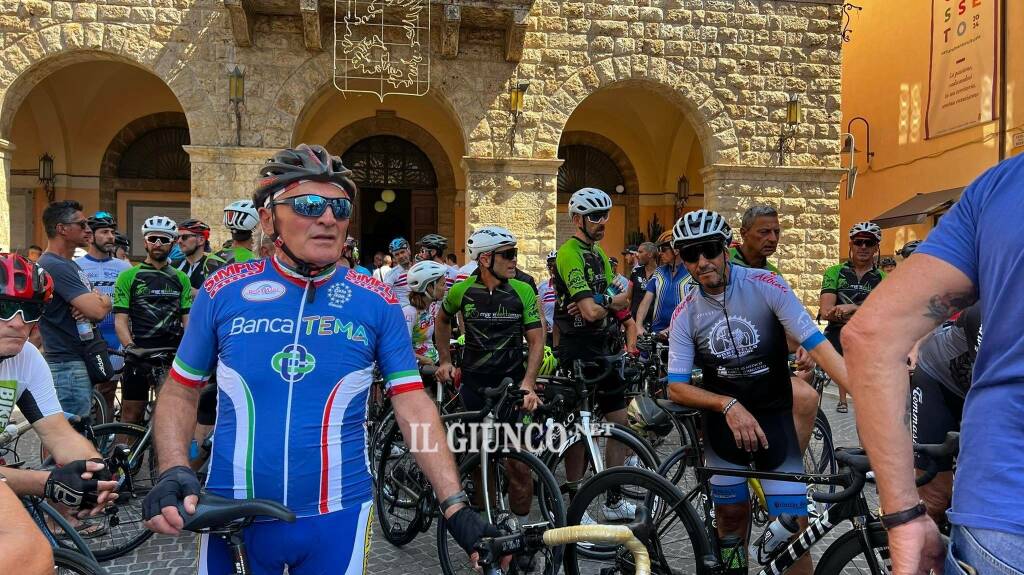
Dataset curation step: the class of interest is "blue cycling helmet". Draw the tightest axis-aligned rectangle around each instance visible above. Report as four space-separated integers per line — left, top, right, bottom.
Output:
389 237 410 254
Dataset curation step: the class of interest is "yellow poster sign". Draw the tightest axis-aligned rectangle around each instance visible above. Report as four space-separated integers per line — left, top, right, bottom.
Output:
926 0 996 138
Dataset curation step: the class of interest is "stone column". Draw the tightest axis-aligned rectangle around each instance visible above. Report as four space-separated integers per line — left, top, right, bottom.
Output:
184 145 279 250
461 157 562 279
700 164 847 311
0 139 14 252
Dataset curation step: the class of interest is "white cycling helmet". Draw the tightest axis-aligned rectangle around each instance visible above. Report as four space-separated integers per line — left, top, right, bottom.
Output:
141 215 178 238
466 226 517 261
849 221 882 241
224 200 259 232
569 187 613 215
546 250 558 263
672 209 732 247
407 261 449 293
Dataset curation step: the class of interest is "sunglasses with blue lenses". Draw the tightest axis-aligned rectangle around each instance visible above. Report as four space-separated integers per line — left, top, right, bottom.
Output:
0 300 45 324
273 194 352 220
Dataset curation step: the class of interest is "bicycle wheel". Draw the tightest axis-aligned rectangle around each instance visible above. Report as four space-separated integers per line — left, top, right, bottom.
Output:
53 548 108 575
437 449 566 575
563 467 710 575
814 523 892 575
655 445 709 526
805 411 837 518
86 423 157 561
373 417 427 546
90 389 110 426
543 423 660 504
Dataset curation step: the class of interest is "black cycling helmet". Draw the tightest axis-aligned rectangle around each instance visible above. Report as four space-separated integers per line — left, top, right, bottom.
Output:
898 240 921 258
253 144 356 209
87 211 117 231
880 256 897 268
417 233 448 252
114 232 130 250
253 144 357 279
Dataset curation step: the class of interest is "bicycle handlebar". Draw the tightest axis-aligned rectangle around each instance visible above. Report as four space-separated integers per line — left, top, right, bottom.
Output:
573 357 616 386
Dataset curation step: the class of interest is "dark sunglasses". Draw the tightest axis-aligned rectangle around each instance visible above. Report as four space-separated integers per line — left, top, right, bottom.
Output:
178 233 199 242
679 241 726 264
851 239 879 248
493 248 518 260
0 300 45 324
145 235 174 245
658 245 673 253
273 194 352 219
585 211 610 224
62 219 89 230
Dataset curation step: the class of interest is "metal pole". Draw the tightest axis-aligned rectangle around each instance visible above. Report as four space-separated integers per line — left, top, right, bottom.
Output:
998 0 1008 161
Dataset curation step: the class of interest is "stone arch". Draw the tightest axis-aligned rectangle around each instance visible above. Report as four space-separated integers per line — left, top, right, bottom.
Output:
99 112 190 214
0 23 213 142
539 55 738 165
325 113 458 244
557 131 640 230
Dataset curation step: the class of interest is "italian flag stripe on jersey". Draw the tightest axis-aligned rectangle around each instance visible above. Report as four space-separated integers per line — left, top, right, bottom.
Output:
385 369 423 396
170 357 209 388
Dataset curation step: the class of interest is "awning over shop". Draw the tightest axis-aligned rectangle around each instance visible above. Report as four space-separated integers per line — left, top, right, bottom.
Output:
872 187 964 229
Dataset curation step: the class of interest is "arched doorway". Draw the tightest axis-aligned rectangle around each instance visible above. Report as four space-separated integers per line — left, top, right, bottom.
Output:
342 135 438 258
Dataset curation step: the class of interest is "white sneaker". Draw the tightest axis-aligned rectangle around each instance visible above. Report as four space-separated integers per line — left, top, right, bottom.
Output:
580 511 597 525
602 498 637 521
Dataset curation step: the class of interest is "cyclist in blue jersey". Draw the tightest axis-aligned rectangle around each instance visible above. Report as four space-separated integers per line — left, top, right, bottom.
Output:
143 144 501 574
635 229 690 337
666 210 847 575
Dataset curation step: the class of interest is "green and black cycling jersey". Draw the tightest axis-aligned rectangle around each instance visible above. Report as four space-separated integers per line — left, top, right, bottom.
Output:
552 236 616 339
441 275 541 374
171 252 226 290
113 262 193 346
820 261 886 329
214 246 256 266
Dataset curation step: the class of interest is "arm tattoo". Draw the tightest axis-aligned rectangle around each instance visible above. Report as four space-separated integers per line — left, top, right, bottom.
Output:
924 291 978 324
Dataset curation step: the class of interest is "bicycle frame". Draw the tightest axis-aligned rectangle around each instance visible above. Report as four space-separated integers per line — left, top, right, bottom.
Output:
24 496 101 563
691 465 883 575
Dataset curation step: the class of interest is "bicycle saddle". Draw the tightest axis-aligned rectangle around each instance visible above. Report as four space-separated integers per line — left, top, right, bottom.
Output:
181 493 295 532
654 398 700 418
125 347 178 361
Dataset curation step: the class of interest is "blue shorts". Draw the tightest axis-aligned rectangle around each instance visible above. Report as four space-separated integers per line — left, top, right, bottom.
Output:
47 360 92 418
702 410 808 517
197 501 373 575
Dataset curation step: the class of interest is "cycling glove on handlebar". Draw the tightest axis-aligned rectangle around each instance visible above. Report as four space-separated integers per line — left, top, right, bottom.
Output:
44 458 112 509
446 506 502 556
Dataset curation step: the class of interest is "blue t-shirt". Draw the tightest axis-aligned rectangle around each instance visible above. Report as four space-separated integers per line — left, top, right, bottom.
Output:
916 154 1024 536
645 263 690 332
74 254 132 353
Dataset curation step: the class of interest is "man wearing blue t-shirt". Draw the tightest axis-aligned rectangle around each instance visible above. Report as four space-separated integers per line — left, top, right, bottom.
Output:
844 155 1024 575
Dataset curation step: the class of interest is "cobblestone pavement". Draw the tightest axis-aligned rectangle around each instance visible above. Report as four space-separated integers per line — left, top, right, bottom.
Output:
26 389 867 574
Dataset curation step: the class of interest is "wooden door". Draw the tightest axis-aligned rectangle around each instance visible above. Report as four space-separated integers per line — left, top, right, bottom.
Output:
410 189 437 242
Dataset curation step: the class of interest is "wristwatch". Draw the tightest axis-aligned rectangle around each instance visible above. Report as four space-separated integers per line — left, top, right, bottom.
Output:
879 501 927 529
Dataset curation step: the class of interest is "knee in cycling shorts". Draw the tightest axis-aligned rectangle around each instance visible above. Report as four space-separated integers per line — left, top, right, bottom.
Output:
196 381 218 426
122 362 167 402
909 369 963 471
198 501 373 575
824 326 843 356
703 410 808 517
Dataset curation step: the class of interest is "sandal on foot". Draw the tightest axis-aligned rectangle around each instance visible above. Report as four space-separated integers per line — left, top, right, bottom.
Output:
836 402 849 413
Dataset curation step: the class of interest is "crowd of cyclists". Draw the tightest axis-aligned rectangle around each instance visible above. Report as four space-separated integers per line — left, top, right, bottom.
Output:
0 140 1016 575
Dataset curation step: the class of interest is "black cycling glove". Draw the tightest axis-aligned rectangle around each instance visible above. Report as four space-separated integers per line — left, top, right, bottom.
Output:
142 465 201 522
445 506 502 556
44 458 112 509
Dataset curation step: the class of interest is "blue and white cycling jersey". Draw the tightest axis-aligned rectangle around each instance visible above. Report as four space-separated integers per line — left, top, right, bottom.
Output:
667 264 824 412
75 254 131 354
169 258 423 518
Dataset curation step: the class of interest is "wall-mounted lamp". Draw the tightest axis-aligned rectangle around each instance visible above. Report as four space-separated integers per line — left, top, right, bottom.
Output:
228 65 245 146
844 116 874 164
777 94 802 166
38 153 55 202
509 80 530 147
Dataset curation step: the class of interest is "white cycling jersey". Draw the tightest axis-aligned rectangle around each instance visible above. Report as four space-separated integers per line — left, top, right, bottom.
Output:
0 342 64 429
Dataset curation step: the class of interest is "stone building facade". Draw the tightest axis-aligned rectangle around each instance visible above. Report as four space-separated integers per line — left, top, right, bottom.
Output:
0 0 846 308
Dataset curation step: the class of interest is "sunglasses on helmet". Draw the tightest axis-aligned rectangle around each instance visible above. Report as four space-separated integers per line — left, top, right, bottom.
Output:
273 194 352 219
0 300 45 324
678 241 726 264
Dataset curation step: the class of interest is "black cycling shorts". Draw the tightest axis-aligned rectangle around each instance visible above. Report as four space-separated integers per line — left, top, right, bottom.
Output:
557 340 628 415
909 368 963 471
122 360 172 402
196 382 218 426
824 325 844 356
458 368 526 425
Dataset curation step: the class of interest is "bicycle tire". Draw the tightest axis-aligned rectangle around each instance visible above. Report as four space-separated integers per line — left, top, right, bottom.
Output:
90 389 110 425
437 448 566 575
86 423 157 561
809 409 836 474
373 416 426 546
53 548 109 575
543 422 660 501
814 523 891 575
563 466 711 575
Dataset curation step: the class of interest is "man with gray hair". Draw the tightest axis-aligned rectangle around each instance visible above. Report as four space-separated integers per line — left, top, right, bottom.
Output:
628 242 658 322
731 204 782 272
